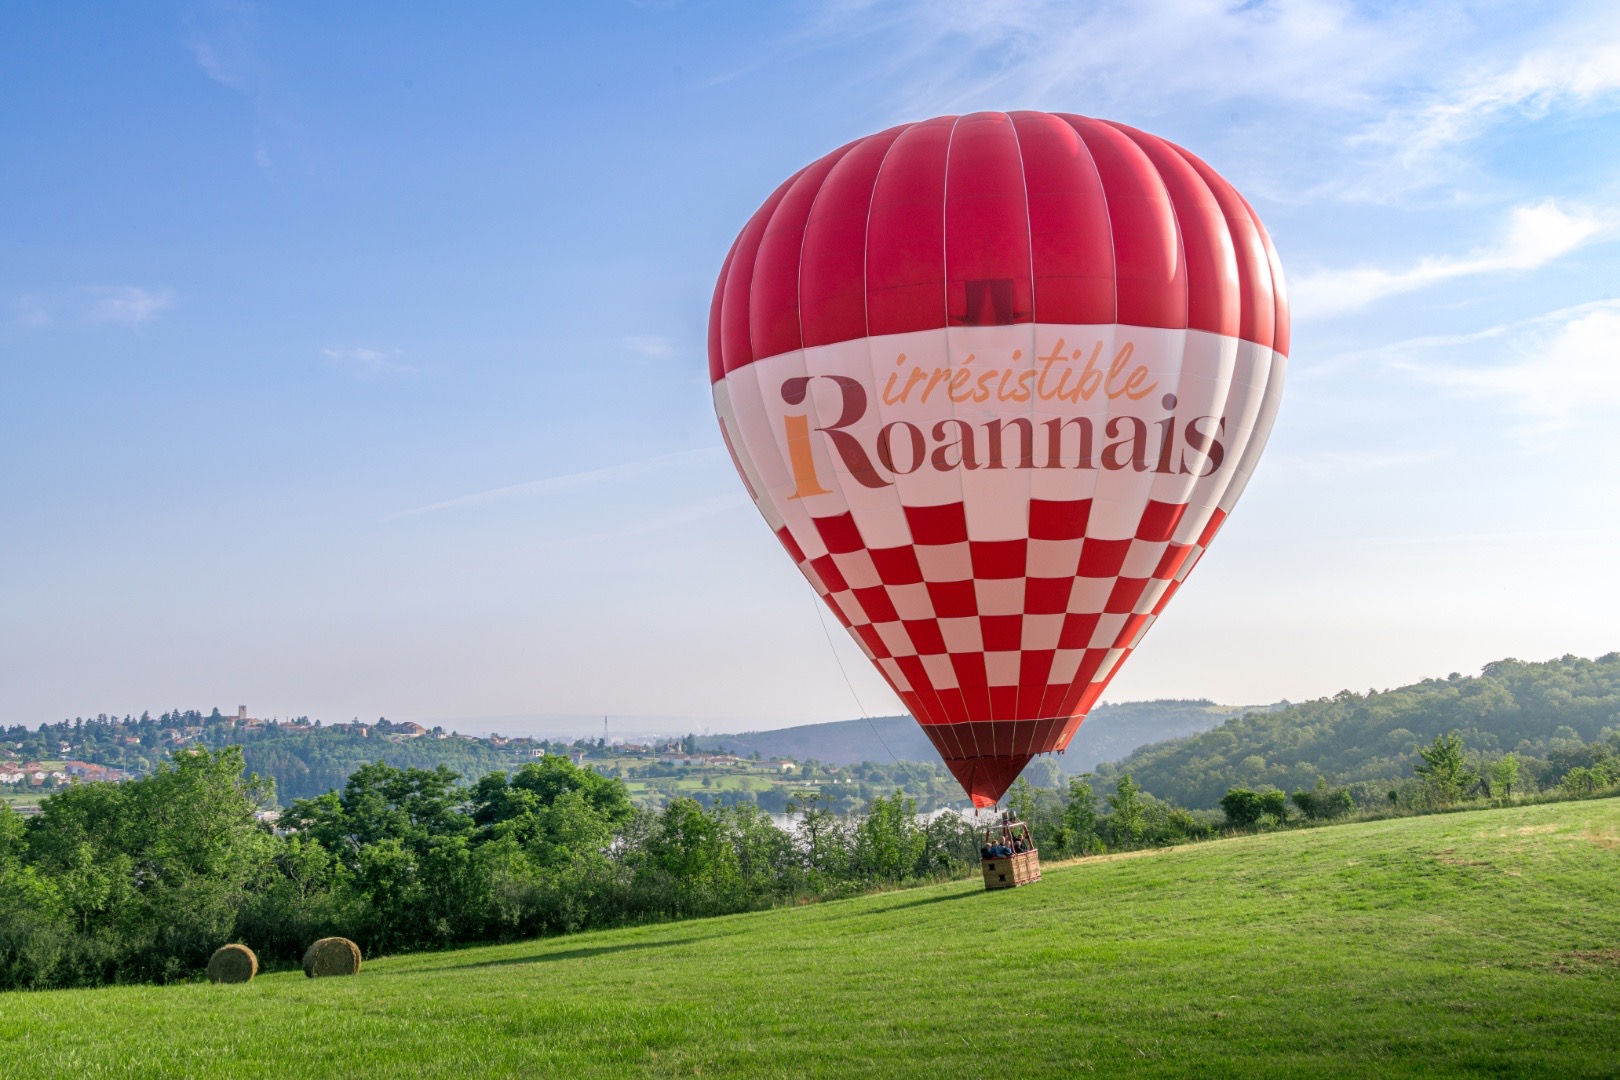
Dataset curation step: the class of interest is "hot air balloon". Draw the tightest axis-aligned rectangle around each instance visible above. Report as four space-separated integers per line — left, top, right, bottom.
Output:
709 112 1288 808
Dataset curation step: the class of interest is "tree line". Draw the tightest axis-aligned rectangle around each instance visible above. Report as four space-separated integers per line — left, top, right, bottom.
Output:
0 749 992 990
7 690 1619 991
1 745 1242 991
1092 653 1620 809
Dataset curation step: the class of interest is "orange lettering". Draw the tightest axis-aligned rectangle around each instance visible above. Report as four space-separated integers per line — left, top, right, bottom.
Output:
919 367 951 403
784 414 831 498
1077 342 1104 400
1105 342 1135 399
1122 364 1157 400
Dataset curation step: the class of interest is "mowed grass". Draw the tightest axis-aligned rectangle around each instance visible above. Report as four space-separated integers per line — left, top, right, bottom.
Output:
5 800 1618 1078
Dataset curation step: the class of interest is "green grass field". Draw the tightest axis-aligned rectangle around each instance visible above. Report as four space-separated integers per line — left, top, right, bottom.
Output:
5 799 1617 1077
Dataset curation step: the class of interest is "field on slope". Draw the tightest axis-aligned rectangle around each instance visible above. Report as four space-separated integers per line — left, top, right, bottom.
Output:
6 800 1618 1078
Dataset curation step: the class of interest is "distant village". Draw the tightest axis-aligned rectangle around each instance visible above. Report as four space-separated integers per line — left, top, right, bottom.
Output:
1 705 829 812
0 758 130 789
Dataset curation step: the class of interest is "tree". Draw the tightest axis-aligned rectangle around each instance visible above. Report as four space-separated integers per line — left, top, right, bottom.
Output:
24 746 275 983
1059 776 1102 855
1220 788 1265 828
643 798 739 917
0 803 66 990
1413 732 1477 806
1562 766 1597 795
851 790 925 883
1487 754 1520 800
785 789 844 881
1290 779 1354 820
1105 775 1145 846
1006 778 1037 825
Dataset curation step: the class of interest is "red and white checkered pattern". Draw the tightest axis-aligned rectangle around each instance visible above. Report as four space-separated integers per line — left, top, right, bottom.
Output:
782 497 1224 758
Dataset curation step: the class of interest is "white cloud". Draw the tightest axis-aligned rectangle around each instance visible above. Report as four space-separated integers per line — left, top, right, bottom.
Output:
1377 299 1620 435
1269 449 1442 480
186 3 282 172
186 1 258 92
322 346 413 377
1320 13 1620 200
1365 20 1620 160
1408 305 1620 432
189 38 247 91
391 447 725 519
88 286 173 326
622 335 681 360
11 296 51 327
801 2 1620 207
8 286 174 328
1290 201 1609 316
816 0 1442 119
543 490 752 548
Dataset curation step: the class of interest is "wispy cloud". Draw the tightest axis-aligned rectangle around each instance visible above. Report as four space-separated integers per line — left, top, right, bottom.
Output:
1396 303 1620 434
1291 201 1609 317
12 286 172 328
185 1 284 171
622 335 681 360
1269 448 1443 480
189 35 251 92
11 295 52 328
1362 20 1620 162
1369 299 1620 436
323 346 414 377
541 491 752 549
812 0 1442 119
390 447 726 519
1320 12 1620 201
88 286 173 326
797 2 1620 208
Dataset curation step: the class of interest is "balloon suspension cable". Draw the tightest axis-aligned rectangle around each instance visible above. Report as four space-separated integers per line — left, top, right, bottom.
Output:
810 593 930 797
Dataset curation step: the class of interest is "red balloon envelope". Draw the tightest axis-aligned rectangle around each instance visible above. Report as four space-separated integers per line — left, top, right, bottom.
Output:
709 112 1288 807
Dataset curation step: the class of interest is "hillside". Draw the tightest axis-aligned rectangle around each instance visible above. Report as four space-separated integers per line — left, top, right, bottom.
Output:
8 698 1245 810
7 798 1617 1077
700 699 1249 772
1097 653 1620 809
2 711 549 803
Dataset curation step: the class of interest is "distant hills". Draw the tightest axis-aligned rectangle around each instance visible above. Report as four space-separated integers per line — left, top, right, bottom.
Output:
1092 653 1620 808
18 653 1613 814
697 699 1256 772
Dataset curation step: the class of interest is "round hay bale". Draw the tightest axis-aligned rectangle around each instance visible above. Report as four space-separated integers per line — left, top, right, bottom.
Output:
302 936 362 978
207 943 258 984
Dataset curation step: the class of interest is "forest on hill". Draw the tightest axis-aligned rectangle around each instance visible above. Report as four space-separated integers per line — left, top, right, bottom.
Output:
1 710 541 802
6 698 1251 810
1096 653 1620 808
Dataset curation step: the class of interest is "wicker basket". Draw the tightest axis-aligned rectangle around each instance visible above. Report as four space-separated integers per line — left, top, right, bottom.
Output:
981 848 1042 890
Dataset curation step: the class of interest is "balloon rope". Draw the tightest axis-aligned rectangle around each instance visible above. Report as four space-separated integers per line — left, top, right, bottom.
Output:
810 593 930 797
811 592 871 719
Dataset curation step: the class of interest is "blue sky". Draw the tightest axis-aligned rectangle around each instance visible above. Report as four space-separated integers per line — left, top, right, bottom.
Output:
3 1 1617 735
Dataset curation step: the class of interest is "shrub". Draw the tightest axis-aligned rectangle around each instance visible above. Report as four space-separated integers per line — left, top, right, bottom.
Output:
1291 783 1354 821
1220 788 1266 828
